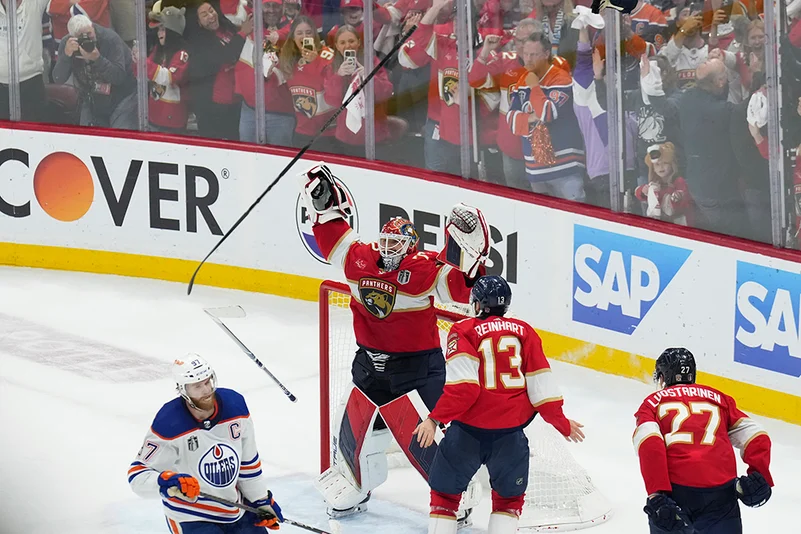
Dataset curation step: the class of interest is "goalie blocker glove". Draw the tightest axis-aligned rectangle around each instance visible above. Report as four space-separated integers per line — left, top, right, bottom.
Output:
591 0 637 13
300 163 352 224
736 472 772 508
643 493 691 533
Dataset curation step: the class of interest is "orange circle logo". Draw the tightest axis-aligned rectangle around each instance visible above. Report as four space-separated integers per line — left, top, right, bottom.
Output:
33 152 94 222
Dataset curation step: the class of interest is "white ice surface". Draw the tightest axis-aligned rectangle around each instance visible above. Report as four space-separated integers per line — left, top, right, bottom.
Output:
0 267 799 534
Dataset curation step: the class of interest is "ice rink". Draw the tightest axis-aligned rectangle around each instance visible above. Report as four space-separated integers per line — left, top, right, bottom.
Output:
0 267 799 534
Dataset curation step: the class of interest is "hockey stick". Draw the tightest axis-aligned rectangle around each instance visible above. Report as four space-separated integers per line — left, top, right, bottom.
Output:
186 24 419 296
197 491 342 534
204 306 298 402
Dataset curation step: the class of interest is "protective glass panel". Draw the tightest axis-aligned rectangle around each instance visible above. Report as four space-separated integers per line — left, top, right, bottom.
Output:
780 3 801 247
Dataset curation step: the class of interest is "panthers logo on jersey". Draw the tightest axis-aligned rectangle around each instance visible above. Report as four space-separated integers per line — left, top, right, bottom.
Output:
291 86 318 118
440 68 459 106
358 278 397 319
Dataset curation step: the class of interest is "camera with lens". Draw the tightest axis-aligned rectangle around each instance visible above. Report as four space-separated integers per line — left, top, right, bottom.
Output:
78 33 96 53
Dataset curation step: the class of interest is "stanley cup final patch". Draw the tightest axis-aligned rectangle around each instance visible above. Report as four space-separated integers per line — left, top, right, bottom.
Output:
397 270 411 285
358 278 397 319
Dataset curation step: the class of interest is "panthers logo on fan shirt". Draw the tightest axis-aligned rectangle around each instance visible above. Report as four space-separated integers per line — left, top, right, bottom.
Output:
359 278 397 319
440 68 459 106
291 86 318 118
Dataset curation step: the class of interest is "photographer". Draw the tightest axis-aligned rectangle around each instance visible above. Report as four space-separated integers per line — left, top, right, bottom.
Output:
52 14 137 129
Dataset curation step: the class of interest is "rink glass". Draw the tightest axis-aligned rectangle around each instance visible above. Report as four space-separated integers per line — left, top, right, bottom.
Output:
1 0 797 247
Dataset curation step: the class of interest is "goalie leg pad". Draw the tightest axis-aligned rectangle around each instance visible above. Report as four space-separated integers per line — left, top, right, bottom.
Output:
488 512 520 534
379 390 443 480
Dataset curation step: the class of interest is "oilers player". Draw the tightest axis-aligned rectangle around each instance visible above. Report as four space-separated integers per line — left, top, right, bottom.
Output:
412 276 585 534
300 162 490 522
128 355 283 533
633 348 774 534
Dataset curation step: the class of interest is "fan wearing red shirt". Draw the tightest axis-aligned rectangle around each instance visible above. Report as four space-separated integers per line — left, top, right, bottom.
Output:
325 0 393 47
278 15 339 151
414 276 585 534
633 348 773 534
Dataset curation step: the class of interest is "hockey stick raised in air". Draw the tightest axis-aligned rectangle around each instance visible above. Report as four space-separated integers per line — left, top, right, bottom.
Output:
186 24 420 296
203 306 297 403
197 491 342 534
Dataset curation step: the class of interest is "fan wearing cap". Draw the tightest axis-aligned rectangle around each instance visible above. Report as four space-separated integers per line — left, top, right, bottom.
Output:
128 355 285 532
235 0 296 146
324 0 392 47
635 142 694 225
133 5 191 133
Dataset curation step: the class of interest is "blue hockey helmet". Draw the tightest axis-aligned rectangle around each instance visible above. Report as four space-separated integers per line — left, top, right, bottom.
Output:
654 347 696 388
470 275 512 318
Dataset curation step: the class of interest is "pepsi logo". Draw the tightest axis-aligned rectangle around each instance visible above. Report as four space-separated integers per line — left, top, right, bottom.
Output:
295 178 359 264
198 443 239 487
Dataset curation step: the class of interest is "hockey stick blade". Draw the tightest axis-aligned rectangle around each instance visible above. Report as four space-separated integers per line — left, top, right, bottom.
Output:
203 305 247 319
197 492 340 534
204 308 298 403
186 24 420 296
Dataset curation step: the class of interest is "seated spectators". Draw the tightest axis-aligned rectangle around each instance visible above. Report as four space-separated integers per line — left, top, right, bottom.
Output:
53 14 137 129
133 5 191 134
278 14 339 151
185 0 250 140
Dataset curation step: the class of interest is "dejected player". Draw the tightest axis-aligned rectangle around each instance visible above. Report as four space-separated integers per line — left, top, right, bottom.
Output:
633 348 774 534
413 275 585 534
299 162 490 523
128 355 283 533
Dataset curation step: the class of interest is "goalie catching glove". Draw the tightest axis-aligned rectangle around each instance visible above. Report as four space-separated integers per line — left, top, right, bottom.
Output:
252 490 284 530
300 162 352 225
438 203 489 278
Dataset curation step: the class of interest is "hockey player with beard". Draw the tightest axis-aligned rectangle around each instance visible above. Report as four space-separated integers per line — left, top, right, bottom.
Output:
129 356 283 533
300 162 490 525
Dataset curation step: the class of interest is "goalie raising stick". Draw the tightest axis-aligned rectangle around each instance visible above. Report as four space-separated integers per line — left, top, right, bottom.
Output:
300 162 489 525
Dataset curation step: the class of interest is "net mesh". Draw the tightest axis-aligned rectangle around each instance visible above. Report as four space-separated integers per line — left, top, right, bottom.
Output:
320 282 612 531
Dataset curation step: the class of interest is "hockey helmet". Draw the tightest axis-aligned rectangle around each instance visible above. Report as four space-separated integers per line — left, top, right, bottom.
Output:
378 217 419 271
654 347 696 388
470 275 512 318
173 354 217 408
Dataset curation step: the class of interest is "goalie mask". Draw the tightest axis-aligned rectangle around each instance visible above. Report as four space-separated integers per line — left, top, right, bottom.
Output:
173 354 217 410
378 217 419 271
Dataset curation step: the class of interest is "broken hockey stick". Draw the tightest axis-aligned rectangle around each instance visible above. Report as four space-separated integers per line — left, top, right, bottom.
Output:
186 24 420 296
197 491 342 534
203 305 297 402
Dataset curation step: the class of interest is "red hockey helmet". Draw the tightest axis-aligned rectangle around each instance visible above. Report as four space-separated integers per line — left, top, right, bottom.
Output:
378 217 418 270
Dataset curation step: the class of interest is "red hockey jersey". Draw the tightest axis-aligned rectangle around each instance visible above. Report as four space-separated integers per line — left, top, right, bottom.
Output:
235 37 293 113
313 219 475 354
429 316 571 435
325 3 393 47
48 0 110 41
469 51 527 160
398 22 498 147
135 48 191 129
633 384 773 495
284 48 337 136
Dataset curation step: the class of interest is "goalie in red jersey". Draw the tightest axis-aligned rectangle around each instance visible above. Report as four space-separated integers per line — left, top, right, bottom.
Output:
299 162 489 524
633 348 773 534
413 275 585 534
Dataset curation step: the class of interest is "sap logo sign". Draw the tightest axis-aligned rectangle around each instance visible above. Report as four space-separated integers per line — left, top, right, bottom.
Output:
572 225 691 335
734 261 801 377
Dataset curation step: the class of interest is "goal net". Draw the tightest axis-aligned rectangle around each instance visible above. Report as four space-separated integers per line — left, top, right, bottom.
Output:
319 280 612 531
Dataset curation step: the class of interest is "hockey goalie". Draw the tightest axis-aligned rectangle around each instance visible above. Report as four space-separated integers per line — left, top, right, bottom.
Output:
299 162 490 525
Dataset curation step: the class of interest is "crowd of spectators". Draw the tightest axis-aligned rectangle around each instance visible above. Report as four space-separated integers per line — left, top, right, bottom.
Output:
1 0 801 243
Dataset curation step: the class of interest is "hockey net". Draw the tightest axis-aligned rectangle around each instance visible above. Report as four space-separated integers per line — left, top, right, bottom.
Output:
319 280 612 531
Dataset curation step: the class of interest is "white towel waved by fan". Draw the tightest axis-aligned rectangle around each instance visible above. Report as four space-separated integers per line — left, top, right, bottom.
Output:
344 73 365 134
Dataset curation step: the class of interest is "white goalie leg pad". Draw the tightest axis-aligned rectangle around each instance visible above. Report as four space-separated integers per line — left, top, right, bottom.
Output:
487 512 519 534
428 516 458 534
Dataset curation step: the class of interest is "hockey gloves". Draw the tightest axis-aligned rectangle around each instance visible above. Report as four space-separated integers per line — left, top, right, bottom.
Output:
591 0 638 13
158 471 200 502
736 472 772 507
438 203 489 279
300 162 352 225
643 493 691 533
252 491 284 530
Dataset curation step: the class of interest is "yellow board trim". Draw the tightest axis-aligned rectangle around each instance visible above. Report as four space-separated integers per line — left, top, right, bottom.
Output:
2 241 800 426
